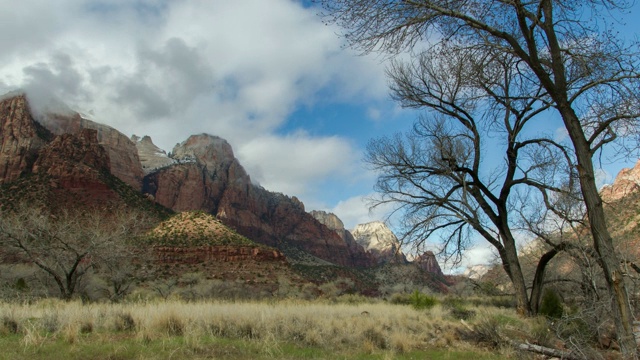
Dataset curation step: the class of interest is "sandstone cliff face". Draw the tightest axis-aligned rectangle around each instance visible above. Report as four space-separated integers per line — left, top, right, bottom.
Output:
600 159 640 202
0 95 51 183
144 134 374 268
30 128 119 205
0 93 143 189
33 128 110 176
414 251 444 278
351 221 408 264
154 245 285 264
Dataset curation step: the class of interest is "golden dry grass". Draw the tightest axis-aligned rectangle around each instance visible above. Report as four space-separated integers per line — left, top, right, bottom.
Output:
0 298 534 359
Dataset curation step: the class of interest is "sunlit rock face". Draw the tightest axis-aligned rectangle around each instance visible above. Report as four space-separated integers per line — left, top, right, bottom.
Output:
133 135 176 175
601 159 640 202
351 221 408 265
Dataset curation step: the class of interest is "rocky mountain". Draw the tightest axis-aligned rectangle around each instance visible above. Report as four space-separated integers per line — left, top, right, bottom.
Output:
142 134 374 268
0 94 144 190
310 210 375 265
351 221 408 264
0 92 447 275
0 94 51 183
462 264 490 280
414 251 444 277
600 159 640 202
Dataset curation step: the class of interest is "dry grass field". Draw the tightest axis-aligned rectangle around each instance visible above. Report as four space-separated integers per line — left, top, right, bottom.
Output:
0 297 535 359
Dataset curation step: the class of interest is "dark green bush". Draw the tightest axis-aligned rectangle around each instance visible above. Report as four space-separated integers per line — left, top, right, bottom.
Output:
539 288 563 319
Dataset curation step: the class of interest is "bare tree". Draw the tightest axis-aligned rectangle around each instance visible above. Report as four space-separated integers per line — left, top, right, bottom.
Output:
0 204 144 300
366 43 577 316
320 0 640 354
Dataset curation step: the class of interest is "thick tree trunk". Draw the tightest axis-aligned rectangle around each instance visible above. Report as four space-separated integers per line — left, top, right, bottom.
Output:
530 246 562 315
562 108 638 357
501 232 533 316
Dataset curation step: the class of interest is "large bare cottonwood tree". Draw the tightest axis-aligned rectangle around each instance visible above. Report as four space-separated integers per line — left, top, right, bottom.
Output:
367 42 577 316
319 0 640 355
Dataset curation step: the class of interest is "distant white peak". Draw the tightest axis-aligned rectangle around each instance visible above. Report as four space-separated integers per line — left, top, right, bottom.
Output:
351 221 398 251
79 112 94 121
134 134 176 174
463 264 490 280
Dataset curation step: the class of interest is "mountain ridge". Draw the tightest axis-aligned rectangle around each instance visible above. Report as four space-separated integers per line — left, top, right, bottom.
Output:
0 92 449 293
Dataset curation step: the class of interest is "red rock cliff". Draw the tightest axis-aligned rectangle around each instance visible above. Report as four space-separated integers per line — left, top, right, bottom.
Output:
0 93 143 189
414 251 444 278
0 95 51 183
144 134 374 268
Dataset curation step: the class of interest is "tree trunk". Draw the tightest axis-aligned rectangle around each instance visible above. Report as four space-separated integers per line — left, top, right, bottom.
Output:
501 232 533 316
561 108 638 357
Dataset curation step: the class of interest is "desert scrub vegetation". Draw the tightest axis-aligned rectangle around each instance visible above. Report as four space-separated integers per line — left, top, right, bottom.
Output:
144 211 259 247
0 298 526 359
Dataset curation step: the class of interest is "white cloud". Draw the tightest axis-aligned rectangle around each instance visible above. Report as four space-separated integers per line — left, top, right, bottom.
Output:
554 127 569 143
441 242 497 274
595 168 613 188
330 194 395 230
238 132 359 197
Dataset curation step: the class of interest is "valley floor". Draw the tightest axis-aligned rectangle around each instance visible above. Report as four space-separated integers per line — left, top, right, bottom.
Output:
0 299 526 359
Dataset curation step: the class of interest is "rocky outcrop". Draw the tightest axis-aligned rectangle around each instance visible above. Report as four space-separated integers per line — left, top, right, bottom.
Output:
33 128 110 175
462 264 490 280
87 120 143 189
133 135 176 174
414 251 444 278
144 134 374 268
31 129 114 200
36 109 143 190
0 95 52 183
310 210 374 266
0 93 143 190
601 160 640 202
351 221 408 264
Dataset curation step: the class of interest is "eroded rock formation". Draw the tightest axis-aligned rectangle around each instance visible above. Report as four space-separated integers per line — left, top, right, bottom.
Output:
351 221 408 264
0 95 51 183
600 160 640 202
414 251 444 278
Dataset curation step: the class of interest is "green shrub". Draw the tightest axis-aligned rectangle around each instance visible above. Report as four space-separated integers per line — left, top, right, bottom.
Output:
408 290 437 310
539 288 563 319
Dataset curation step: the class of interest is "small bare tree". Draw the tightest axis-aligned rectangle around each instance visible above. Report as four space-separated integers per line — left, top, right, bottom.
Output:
0 204 144 300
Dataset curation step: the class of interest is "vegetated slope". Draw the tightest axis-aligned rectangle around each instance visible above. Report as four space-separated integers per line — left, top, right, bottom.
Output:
139 211 307 295
145 211 260 247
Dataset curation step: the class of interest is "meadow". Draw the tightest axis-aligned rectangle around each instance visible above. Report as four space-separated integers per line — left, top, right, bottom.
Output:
0 296 547 359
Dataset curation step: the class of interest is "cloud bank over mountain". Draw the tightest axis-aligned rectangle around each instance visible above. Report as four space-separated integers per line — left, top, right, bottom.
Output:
0 0 393 221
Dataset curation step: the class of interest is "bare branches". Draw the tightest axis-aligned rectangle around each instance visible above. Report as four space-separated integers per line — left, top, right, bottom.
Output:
0 204 145 300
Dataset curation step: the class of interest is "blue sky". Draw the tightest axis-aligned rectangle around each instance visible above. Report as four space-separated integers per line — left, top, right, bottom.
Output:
0 0 638 270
